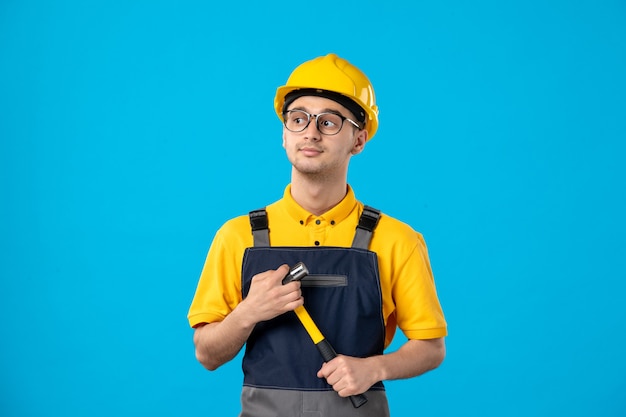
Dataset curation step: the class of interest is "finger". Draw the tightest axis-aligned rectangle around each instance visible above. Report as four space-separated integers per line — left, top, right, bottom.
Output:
250 268 280 285
284 296 304 312
280 287 303 305
326 373 342 387
256 265 289 284
275 264 290 279
317 361 335 379
326 373 352 395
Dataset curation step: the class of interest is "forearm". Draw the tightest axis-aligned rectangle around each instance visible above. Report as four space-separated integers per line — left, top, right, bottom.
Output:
317 337 445 397
375 338 446 381
193 303 256 371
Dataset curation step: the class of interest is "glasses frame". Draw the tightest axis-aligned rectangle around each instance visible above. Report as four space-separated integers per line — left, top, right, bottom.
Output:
282 109 362 136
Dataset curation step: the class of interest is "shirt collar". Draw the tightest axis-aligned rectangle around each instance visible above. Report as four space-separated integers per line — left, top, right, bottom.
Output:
282 184 358 226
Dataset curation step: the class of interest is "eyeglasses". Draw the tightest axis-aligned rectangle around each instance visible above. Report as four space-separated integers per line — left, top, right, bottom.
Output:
282 110 361 136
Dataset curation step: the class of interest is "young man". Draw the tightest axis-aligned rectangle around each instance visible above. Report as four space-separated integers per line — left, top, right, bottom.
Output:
188 53 447 417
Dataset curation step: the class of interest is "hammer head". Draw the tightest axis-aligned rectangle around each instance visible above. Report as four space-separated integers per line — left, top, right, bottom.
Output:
282 262 309 284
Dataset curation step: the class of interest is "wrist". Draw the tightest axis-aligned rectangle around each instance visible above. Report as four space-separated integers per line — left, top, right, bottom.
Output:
367 354 389 382
230 298 258 331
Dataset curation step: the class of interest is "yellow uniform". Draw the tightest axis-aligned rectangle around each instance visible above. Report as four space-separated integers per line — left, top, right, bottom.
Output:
188 184 447 347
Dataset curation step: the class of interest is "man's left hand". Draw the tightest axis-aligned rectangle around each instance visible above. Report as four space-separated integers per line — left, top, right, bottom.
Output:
316 355 378 397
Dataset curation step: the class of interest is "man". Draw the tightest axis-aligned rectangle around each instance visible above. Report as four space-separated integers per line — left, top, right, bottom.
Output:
188 53 447 417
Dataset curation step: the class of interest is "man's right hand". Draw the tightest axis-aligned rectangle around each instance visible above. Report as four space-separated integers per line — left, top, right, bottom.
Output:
240 264 304 322
193 265 304 371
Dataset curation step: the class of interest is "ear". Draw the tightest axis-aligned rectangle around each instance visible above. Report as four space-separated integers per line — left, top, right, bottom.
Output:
282 128 287 149
351 129 368 155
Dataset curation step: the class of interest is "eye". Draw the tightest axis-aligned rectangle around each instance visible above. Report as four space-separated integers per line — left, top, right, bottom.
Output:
289 111 308 125
320 119 336 128
318 113 341 128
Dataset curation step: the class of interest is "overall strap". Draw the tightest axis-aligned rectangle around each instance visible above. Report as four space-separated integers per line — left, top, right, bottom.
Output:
249 208 270 247
351 205 381 249
250 205 380 249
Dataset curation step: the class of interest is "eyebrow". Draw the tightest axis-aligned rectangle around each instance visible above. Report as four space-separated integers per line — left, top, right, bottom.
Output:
289 106 345 117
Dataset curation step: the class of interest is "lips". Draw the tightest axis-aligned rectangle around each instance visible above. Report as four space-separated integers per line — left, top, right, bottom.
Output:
299 146 323 156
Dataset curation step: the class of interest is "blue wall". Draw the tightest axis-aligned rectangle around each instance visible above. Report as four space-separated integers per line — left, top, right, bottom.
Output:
1 1 625 416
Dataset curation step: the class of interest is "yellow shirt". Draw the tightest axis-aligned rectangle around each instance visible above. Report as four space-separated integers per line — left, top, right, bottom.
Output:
188 185 447 347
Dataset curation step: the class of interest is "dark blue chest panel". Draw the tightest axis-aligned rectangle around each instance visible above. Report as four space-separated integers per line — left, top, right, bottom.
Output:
241 246 385 391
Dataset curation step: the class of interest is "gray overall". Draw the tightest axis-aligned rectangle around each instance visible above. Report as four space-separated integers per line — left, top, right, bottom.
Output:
239 207 390 417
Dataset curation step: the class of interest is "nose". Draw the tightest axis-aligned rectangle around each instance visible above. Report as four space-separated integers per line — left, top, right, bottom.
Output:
303 115 322 141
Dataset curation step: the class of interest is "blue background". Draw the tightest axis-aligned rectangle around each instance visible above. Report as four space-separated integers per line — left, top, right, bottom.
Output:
1 1 625 416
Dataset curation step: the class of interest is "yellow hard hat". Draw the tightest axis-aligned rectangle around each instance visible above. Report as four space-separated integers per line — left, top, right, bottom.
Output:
274 53 379 140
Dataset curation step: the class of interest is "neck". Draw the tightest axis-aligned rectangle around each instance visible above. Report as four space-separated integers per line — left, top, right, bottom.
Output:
290 171 348 216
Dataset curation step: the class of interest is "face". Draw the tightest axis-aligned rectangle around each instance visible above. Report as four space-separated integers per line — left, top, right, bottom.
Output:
282 96 368 180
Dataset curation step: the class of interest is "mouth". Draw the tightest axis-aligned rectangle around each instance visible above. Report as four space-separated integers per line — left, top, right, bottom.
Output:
299 146 323 157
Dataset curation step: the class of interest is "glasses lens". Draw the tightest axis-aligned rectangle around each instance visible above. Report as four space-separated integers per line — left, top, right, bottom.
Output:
317 113 343 135
283 111 345 135
284 110 310 132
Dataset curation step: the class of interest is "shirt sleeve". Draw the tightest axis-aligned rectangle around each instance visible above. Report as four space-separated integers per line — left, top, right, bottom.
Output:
187 218 249 328
393 232 447 340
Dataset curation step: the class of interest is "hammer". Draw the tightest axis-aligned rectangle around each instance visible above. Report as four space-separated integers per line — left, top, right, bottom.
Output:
283 262 368 408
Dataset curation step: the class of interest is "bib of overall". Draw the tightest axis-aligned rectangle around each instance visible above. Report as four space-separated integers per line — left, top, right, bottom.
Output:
239 206 390 417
